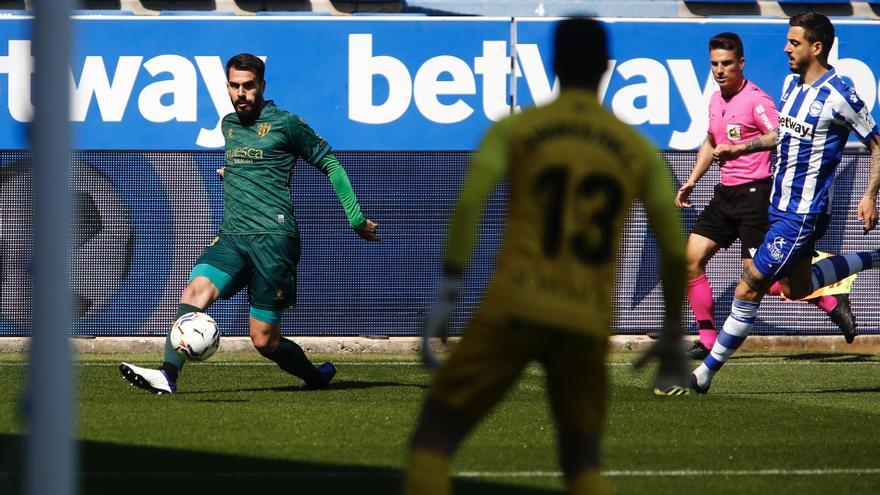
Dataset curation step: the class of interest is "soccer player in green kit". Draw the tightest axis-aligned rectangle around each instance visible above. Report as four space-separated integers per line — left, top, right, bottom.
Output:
120 54 379 394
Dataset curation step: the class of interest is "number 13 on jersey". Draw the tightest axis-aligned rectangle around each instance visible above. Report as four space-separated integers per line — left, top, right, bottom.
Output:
533 165 624 265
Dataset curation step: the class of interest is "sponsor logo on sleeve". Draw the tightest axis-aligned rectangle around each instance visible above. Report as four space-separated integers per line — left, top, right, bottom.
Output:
847 87 860 104
859 106 876 129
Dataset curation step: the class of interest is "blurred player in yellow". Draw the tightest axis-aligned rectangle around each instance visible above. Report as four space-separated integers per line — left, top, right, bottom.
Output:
404 17 689 495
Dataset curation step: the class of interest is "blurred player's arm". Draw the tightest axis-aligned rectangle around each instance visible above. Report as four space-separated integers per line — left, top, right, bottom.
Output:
421 118 510 367
444 120 510 273
643 154 686 327
314 153 379 241
857 135 880 233
635 150 689 392
675 135 716 208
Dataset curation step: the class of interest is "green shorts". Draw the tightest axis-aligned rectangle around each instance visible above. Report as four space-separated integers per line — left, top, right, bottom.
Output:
192 234 300 310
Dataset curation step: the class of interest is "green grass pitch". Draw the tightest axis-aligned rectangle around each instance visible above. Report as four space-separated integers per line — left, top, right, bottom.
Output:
1 351 879 494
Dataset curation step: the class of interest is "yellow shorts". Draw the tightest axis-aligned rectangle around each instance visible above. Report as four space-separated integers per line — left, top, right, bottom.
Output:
430 309 609 436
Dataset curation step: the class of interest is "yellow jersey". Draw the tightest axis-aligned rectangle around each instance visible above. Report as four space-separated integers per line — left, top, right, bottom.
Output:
445 89 684 337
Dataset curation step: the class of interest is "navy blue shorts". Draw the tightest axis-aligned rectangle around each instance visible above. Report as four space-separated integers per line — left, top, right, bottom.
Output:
752 207 830 281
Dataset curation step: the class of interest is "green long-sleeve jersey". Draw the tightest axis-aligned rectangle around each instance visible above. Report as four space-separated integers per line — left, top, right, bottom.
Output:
220 100 366 236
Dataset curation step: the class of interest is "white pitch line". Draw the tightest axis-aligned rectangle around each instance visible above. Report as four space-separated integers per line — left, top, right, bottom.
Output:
0 361 878 367
0 361 422 367
460 468 880 478
1 468 878 479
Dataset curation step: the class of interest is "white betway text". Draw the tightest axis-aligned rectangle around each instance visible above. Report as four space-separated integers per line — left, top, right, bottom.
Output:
0 36 876 149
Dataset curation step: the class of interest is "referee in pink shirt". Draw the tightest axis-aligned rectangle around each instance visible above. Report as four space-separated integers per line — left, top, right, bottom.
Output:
675 32 855 360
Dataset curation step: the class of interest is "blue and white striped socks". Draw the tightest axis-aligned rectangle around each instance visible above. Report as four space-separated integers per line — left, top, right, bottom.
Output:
693 298 759 389
811 250 880 291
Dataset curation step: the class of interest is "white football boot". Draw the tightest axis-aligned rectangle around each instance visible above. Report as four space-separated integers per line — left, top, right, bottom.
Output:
119 362 176 395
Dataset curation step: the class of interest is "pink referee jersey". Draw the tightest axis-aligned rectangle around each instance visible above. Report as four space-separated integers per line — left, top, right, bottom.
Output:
708 79 779 186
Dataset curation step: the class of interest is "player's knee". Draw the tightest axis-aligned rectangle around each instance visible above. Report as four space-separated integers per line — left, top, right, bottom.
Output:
181 276 218 306
251 332 280 354
738 262 771 297
685 258 706 279
250 307 283 353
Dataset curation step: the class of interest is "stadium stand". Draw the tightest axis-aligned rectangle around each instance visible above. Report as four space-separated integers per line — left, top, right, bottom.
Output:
777 0 850 3
72 9 134 14
158 9 235 14
402 0 682 17
0 0 876 16
255 9 332 14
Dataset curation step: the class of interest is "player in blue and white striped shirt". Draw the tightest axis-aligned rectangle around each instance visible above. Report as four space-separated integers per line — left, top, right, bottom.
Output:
688 12 880 394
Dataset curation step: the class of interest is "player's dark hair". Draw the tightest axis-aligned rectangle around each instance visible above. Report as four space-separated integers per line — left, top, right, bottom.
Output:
226 53 265 82
709 32 744 59
789 12 835 62
553 17 609 90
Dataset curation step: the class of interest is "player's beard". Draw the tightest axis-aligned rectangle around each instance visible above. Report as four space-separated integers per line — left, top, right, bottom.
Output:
234 94 264 123
788 56 806 74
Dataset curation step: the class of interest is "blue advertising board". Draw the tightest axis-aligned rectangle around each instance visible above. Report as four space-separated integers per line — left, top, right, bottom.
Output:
3 150 879 337
2 17 880 338
0 16 878 150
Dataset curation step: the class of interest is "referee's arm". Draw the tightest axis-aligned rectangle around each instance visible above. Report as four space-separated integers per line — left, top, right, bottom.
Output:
713 129 778 161
675 135 715 208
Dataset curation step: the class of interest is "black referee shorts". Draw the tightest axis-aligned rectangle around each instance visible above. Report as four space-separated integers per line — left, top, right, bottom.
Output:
691 178 771 259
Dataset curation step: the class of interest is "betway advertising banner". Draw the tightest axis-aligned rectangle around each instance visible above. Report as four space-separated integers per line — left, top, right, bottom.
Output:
1 16 879 150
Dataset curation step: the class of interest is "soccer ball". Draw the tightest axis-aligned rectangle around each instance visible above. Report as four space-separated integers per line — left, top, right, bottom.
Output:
170 312 220 361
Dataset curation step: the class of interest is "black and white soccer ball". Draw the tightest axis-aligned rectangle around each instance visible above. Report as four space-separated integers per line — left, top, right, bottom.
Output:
170 312 221 361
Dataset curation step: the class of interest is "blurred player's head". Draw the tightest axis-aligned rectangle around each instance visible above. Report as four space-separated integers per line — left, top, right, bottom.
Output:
708 33 745 96
553 17 608 91
786 12 835 73
226 53 266 121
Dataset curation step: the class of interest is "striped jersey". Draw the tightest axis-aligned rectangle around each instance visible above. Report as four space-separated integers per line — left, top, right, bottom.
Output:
772 68 879 214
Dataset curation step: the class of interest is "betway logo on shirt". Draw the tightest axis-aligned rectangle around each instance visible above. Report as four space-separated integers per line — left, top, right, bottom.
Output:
779 115 814 139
